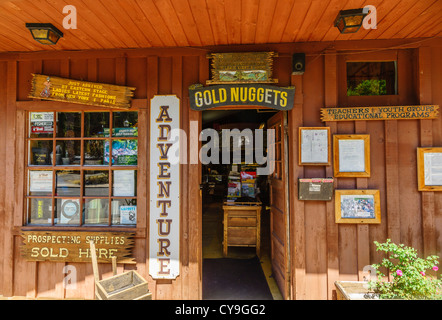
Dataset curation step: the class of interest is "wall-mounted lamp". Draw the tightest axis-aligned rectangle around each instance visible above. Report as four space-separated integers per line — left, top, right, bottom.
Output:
334 9 367 34
25 23 63 45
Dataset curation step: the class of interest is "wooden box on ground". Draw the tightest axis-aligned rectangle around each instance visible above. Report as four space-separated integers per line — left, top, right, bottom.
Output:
223 201 262 257
95 270 152 300
89 240 151 300
335 281 378 300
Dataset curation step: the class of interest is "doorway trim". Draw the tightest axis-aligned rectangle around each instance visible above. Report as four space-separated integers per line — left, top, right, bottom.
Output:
194 106 291 300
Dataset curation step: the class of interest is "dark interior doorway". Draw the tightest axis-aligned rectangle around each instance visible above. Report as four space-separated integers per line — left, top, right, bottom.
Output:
200 109 282 300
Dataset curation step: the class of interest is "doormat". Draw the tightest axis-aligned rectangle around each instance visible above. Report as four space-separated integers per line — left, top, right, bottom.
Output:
202 256 273 300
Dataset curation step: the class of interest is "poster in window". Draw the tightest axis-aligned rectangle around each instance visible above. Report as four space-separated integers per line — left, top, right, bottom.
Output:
30 112 54 135
417 147 442 191
333 135 370 177
59 199 80 224
120 205 137 225
104 140 138 165
29 170 53 193
113 170 135 197
335 190 381 224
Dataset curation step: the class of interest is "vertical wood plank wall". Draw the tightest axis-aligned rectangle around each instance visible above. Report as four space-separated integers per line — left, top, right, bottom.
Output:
0 41 441 299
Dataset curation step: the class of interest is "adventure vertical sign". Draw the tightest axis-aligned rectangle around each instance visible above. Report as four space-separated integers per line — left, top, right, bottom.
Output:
149 95 180 279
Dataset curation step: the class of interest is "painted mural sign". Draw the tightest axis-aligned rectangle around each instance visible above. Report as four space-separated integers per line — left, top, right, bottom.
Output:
189 83 295 111
149 95 180 279
206 51 277 84
21 231 135 263
29 73 135 109
321 105 439 122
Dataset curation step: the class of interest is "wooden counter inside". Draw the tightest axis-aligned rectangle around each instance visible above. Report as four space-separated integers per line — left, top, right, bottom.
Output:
222 201 262 257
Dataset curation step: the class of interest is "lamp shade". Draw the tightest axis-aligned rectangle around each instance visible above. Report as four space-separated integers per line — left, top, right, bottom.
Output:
25 23 63 45
334 9 367 34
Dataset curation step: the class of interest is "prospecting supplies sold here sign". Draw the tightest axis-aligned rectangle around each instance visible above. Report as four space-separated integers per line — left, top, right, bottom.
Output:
189 83 295 111
149 95 180 280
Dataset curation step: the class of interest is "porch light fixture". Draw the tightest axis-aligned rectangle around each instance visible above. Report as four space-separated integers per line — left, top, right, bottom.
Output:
25 23 63 45
334 9 367 34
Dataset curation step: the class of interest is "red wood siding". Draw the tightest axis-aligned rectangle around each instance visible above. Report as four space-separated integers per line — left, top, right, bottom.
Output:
0 39 441 299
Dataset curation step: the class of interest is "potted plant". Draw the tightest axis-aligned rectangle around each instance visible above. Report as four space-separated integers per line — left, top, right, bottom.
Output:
335 239 442 300
368 239 442 300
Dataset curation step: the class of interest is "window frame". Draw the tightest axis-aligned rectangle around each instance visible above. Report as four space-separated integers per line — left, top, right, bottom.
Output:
337 50 414 107
24 107 140 228
346 61 398 97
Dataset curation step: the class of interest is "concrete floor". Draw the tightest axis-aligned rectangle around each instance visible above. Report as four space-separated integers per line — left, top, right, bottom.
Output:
202 197 283 300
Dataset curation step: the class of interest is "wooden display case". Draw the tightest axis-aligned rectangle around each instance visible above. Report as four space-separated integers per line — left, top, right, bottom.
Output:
222 201 262 257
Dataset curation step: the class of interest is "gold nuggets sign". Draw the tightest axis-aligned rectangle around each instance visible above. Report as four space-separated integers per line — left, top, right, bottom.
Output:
321 105 439 122
21 231 135 263
189 83 295 111
29 74 136 109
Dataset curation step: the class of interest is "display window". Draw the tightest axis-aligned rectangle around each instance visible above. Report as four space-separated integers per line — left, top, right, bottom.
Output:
26 110 138 226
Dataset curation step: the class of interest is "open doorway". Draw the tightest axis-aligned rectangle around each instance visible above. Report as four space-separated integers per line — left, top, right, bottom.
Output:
201 109 283 300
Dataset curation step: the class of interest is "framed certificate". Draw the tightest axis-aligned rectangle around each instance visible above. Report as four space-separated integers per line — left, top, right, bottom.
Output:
299 127 331 165
333 135 370 177
417 147 442 191
335 189 381 224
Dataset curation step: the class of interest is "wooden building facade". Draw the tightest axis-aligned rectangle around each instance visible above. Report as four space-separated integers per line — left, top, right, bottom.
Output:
0 0 441 300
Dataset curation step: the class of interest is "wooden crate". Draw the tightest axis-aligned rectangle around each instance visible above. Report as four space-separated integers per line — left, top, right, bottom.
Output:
95 270 152 300
334 281 378 300
89 240 152 300
223 201 261 257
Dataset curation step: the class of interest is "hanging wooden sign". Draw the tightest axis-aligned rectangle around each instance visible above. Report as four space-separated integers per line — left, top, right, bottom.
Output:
189 83 295 111
21 231 135 263
321 105 439 122
206 52 277 84
149 95 180 280
29 74 136 109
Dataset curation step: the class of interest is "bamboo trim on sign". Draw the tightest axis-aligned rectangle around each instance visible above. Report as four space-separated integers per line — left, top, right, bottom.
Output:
321 105 439 122
28 74 136 110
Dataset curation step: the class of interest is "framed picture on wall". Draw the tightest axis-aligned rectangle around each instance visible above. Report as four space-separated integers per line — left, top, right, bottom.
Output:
335 189 381 224
417 147 442 191
298 127 331 165
333 134 370 177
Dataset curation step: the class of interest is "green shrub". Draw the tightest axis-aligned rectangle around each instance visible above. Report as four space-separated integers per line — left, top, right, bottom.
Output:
369 239 442 299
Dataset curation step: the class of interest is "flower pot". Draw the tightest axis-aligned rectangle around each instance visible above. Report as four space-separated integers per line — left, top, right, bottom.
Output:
335 281 379 300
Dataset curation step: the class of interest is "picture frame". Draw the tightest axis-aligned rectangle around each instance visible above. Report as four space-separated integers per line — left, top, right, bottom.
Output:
298 127 331 166
333 134 370 177
417 147 442 191
335 189 381 224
